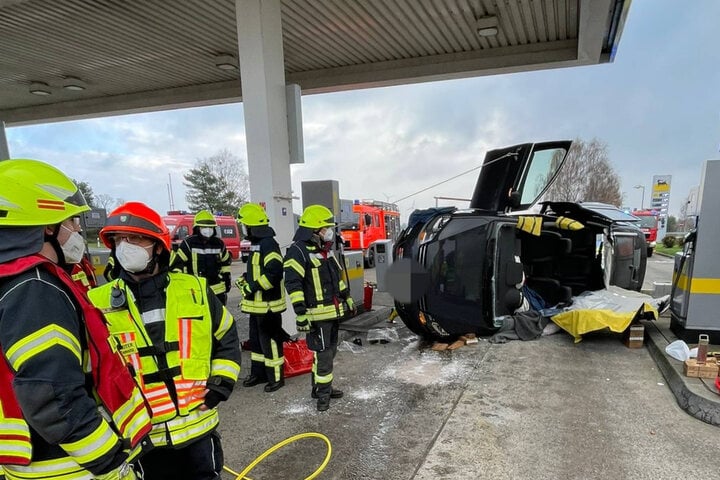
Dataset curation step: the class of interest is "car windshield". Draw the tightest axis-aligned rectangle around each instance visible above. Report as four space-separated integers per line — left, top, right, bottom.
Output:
338 221 359 231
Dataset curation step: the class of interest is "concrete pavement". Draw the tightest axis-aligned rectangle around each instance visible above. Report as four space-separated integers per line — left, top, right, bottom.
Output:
218 262 719 479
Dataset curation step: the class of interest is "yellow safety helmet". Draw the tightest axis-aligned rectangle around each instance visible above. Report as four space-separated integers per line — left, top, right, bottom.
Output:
194 210 217 228
237 203 269 226
299 204 335 229
0 159 89 227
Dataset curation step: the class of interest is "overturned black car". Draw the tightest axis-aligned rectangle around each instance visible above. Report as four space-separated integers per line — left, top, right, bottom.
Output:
389 141 647 341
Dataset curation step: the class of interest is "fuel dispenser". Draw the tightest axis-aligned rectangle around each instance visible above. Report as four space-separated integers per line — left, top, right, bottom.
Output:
374 239 394 292
670 160 720 343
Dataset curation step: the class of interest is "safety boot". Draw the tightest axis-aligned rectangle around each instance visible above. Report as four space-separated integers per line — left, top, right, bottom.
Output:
242 375 265 387
264 379 285 392
311 387 343 399
316 396 331 412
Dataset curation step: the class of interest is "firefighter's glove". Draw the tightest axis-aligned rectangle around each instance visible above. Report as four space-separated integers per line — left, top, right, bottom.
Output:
296 315 311 332
234 277 247 290
241 282 254 298
345 297 356 316
96 462 137 480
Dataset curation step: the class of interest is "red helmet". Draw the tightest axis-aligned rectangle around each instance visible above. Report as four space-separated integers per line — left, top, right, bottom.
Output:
100 202 171 251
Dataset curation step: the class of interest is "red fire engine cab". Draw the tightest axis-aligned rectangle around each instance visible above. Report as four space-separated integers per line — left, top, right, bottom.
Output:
339 200 401 268
631 209 659 257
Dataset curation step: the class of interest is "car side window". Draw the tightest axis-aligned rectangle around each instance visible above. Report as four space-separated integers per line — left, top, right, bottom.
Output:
519 147 566 205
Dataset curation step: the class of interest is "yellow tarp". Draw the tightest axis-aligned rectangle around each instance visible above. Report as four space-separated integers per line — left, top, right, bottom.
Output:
551 303 658 343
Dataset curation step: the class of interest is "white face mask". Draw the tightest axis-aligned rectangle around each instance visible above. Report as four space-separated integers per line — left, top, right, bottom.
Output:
200 227 214 238
116 241 153 273
322 228 335 242
60 225 86 264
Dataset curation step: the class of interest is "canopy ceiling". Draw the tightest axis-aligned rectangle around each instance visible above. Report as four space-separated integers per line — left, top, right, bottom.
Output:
0 0 630 126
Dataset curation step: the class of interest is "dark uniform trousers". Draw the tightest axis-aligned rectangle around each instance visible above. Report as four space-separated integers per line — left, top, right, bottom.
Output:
138 431 224 480
248 311 285 382
306 319 339 398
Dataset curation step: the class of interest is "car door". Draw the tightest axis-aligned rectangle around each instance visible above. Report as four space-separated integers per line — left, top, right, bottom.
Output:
470 141 572 212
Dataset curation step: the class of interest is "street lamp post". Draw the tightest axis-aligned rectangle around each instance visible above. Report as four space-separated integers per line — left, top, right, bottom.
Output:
634 185 645 210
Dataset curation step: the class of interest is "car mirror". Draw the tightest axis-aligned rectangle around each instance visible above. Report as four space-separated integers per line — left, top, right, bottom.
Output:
508 191 521 209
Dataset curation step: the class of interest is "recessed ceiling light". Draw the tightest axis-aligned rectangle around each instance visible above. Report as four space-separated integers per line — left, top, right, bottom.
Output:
214 54 238 71
476 16 499 37
62 76 86 91
29 81 52 96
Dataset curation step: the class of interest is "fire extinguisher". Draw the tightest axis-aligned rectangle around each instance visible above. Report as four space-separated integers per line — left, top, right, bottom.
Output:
363 282 375 312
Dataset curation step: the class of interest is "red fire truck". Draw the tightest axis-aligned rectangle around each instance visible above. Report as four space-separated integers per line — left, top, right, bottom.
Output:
339 200 401 268
631 209 659 257
163 211 242 260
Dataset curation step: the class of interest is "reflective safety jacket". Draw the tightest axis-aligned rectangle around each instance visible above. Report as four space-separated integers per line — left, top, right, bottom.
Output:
241 227 286 314
0 255 152 477
87 273 240 448
70 256 97 292
169 234 231 296
283 234 353 322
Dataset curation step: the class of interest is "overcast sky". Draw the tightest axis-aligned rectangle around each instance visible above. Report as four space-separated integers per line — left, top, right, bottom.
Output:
7 0 720 222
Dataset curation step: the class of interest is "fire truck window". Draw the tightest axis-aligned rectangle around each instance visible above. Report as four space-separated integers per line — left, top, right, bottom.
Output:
177 226 188 240
364 213 372 227
219 226 236 238
374 214 379 227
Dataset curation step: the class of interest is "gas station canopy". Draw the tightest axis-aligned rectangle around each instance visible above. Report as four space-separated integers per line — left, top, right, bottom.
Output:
0 0 630 126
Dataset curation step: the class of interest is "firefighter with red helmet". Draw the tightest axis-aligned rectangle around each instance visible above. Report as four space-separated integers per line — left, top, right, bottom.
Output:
283 205 355 411
169 210 232 305
87 202 241 480
236 203 288 392
0 160 152 480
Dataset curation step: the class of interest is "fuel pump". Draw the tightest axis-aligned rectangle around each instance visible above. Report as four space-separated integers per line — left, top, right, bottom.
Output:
670 160 720 343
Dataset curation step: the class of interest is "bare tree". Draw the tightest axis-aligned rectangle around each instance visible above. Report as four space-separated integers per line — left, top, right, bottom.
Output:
544 138 623 206
95 193 125 211
184 149 250 214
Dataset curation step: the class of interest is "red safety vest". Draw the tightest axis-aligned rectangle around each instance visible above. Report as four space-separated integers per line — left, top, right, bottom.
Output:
0 254 152 466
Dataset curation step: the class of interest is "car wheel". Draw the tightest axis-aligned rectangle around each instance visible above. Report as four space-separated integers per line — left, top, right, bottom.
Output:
366 249 375 269
647 247 654 258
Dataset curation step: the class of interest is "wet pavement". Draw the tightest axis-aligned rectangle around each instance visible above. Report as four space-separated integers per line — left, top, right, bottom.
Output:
216 261 719 479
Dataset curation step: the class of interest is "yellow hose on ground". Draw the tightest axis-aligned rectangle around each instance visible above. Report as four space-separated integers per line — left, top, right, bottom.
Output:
222 432 332 480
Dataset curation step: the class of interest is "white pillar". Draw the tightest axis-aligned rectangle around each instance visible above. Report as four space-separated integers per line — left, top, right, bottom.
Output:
236 0 299 332
235 0 295 248
0 121 10 160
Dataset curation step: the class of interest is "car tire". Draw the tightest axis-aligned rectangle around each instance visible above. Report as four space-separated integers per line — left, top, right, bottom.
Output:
647 247 654 258
365 249 375 269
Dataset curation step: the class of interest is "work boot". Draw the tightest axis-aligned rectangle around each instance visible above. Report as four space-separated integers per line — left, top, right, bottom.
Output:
264 379 285 393
316 396 331 412
242 375 265 387
311 387 344 399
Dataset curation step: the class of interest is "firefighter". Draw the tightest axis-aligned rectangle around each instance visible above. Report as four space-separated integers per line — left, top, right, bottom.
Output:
87 202 241 480
236 203 288 392
0 160 152 480
283 205 355 411
169 210 232 305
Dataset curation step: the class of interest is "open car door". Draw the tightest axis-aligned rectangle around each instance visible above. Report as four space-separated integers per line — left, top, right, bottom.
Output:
470 141 572 212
